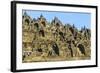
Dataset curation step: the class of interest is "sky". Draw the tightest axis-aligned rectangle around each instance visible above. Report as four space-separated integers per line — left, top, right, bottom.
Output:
23 10 91 30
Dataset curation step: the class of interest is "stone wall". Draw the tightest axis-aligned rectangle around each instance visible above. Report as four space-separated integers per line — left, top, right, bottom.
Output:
22 13 91 63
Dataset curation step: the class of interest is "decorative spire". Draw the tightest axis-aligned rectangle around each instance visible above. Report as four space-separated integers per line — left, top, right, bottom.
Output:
72 24 75 28
23 11 28 17
83 26 86 31
40 14 43 18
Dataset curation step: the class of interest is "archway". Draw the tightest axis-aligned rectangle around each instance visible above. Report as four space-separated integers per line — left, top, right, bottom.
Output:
56 23 60 27
69 27 74 34
77 44 85 55
34 23 39 30
39 29 45 37
52 43 59 56
25 19 29 25
41 21 46 27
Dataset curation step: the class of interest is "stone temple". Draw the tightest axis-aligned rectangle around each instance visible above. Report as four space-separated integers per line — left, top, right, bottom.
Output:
22 12 91 63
